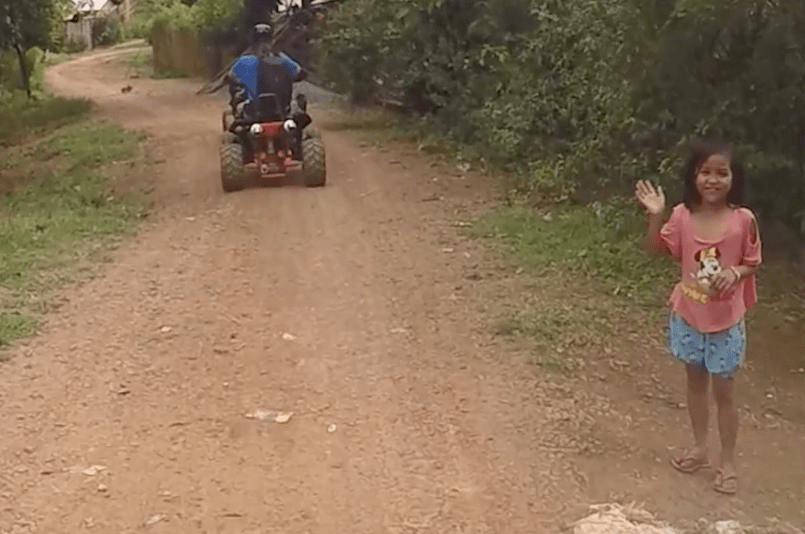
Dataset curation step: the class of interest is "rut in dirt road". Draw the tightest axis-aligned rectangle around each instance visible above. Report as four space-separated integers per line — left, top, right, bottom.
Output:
0 49 586 533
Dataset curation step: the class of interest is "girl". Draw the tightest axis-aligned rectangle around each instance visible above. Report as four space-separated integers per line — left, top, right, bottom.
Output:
635 139 762 495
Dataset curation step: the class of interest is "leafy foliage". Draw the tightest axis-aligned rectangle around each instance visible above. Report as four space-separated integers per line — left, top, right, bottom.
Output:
92 16 124 47
149 0 198 30
0 0 58 96
320 0 805 235
192 0 242 33
136 0 243 36
0 0 54 51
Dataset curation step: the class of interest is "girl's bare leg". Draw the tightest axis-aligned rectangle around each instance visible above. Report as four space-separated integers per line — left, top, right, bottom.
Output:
672 363 711 472
712 374 738 492
686 363 710 458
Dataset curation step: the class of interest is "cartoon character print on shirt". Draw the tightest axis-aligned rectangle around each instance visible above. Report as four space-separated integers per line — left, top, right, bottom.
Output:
678 246 723 305
694 246 722 294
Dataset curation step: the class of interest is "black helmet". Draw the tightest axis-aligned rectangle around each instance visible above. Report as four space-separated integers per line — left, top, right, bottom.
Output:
250 23 273 46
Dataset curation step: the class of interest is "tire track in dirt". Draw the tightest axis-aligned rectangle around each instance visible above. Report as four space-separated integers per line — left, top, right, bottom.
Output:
0 48 585 533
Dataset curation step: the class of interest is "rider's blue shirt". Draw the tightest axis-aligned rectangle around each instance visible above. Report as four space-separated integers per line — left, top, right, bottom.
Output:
229 52 303 102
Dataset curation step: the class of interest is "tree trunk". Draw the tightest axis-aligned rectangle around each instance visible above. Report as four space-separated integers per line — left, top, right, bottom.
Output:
14 43 31 98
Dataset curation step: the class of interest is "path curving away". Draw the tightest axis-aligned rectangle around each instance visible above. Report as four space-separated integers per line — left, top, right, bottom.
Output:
0 47 585 534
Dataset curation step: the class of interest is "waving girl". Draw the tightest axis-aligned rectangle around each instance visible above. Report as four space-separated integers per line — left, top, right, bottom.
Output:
635 139 762 495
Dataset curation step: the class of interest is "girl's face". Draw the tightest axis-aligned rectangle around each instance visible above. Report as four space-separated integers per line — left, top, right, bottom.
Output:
696 153 732 206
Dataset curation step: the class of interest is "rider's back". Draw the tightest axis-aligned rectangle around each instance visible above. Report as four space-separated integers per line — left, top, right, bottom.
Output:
230 52 294 122
256 54 294 118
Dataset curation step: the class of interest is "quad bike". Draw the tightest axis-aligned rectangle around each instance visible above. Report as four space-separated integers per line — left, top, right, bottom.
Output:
220 92 326 192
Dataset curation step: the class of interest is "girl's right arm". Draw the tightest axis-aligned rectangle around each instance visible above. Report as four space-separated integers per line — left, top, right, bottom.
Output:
635 180 670 255
643 212 668 254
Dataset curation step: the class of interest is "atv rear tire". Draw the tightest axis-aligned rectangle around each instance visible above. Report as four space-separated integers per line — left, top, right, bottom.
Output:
302 135 326 187
220 133 246 192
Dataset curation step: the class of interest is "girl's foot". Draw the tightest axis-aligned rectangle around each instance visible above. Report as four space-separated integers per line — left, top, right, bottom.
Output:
670 449 710 474
714 466 738 495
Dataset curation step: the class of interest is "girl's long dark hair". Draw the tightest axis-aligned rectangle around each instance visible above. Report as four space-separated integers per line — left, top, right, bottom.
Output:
681 139 745 210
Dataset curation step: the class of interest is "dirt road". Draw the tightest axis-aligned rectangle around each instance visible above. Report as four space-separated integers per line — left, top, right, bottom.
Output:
3 46 804 534
0 49 587 534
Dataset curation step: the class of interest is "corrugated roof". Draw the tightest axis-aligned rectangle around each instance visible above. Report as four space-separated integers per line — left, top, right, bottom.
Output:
70 0 110 13
277 0 332 12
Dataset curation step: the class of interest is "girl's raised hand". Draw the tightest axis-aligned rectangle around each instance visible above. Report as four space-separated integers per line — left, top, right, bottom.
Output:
635 180 666 215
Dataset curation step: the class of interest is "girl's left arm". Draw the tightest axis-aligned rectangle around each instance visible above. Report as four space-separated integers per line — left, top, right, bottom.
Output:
717 209 761 292
736 207 762 279
732 264 758 280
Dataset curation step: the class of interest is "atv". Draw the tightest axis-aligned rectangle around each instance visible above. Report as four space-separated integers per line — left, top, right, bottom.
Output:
220 92 326 192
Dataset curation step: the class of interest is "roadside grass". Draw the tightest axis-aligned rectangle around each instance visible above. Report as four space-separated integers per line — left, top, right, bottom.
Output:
44 50 81 67
0 95 92 148
467 200 677 307
0 96 150 355
466 197 805 378
320 105 805 374
116 47 188 80
320 107 674 305
320 109 398 133
119 47 154 79
113 39 150 50
320 108 468 157
489 287 623 373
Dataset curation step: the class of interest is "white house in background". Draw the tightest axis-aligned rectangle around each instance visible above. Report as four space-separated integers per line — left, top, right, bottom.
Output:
64 0 122 50
69 0 117 16
70 0 137 22
277 0 334 12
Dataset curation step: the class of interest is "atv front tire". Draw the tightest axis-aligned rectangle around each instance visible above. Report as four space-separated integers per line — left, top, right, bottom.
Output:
303 125 321 139
301 134 326 187
220 133 246 192
223 110 235 132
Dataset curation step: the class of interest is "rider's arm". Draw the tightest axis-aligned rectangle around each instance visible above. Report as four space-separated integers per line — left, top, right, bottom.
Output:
227 71 249 116
278 52 307 82
229 80 248 113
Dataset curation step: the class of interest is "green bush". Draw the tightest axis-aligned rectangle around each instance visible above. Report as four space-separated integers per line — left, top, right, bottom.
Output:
0 46 47 97
63 39 89 54
150 1 196 31
92 16 123 47
142 0 242 35
0 50 20 91
122 15 153 41
192 0 241 34
320 0 805 235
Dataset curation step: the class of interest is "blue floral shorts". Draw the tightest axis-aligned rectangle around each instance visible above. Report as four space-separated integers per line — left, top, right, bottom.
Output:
667 312 746 378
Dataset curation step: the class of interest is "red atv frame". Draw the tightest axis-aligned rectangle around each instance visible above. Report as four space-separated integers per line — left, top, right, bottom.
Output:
220 93 326 192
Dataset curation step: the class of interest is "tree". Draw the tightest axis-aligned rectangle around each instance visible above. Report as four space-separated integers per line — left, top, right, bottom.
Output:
320 0 805 234
0 0 54 98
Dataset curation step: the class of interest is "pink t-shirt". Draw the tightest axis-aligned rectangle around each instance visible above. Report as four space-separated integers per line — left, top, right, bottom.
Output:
660 204 762 333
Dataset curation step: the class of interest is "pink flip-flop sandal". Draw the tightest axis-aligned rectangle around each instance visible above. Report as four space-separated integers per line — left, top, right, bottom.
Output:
713 468 738 495
670 452 710 474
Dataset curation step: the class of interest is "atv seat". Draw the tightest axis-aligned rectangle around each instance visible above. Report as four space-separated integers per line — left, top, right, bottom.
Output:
254 93 285 123
256 57 293 119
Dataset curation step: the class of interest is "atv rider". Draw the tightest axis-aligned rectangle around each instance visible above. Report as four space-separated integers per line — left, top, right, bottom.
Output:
226 23 311 160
